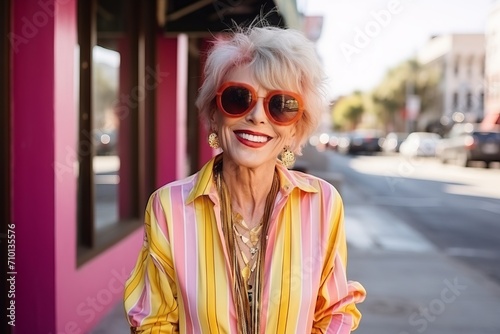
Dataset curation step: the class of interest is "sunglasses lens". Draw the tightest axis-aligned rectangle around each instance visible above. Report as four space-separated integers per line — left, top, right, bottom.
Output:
268 94 301 123
221 86 252 115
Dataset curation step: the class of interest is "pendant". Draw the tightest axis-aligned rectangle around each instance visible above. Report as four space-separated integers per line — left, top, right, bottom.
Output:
242 266 250 281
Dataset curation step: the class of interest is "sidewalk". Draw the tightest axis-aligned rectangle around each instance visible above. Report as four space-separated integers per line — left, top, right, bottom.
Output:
343 183 500 334
89 146 500 333
349 249 500 334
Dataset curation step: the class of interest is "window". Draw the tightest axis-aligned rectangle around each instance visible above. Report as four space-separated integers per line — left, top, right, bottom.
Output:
466 91 472 110
452 92 458 110
467 55 474 76
454 55 460 76
77 0 156 263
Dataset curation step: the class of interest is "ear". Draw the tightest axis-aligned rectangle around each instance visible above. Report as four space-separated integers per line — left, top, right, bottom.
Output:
286 125 301 152
286 124 298 143
208 109 218 132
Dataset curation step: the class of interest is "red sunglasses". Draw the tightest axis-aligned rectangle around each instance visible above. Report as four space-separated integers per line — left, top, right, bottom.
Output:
215 82 304 126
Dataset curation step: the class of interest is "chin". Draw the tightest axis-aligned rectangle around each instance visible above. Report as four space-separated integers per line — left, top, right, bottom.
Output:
224 152 275 170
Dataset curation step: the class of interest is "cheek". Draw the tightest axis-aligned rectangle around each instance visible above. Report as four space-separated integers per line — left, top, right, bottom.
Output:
213 113 231 131
277 125 297 142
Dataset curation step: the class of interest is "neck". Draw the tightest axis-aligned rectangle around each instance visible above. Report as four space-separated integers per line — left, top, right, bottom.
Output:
220 158 277 227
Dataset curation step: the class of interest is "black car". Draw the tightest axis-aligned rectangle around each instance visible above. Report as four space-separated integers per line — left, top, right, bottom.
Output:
338 130 384 155
436 123 500 167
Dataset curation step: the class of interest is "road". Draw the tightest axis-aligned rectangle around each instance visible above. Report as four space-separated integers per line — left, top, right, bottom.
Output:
326 151 500 285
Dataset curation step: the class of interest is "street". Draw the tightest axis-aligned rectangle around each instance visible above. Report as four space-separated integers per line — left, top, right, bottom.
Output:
328 152 500 284
321 150 500 334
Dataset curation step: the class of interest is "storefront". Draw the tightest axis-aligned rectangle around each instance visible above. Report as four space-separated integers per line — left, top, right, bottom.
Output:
4 1 297 333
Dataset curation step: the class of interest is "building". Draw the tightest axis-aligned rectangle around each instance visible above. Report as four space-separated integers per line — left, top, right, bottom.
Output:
418 34 485 130
483 1 500 129
0 1 299 333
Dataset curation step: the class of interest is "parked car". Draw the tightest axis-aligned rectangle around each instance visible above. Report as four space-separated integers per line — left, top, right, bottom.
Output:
337 129 384 155
381 132 408 153
399 132 441 157
436 123 500 167
327 132 341 151
308 132 333 151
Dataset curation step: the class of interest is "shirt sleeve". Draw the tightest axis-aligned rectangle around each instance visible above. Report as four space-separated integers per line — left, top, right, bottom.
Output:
312 190 366 333
124 192 179 334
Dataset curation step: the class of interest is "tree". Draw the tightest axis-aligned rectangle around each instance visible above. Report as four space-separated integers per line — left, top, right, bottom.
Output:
371 59 440 132
331 92 365 130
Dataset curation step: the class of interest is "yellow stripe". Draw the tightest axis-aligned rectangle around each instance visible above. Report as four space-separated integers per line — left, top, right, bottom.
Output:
196 200 228 332
276 209 291 332
287 193 302 328
205 206 219 331
211 209 230 331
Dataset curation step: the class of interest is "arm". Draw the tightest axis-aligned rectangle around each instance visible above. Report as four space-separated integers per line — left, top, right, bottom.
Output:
312 191 366 333
124 192 179 334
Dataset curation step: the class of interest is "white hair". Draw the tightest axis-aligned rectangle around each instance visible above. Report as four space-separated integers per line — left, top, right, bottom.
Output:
196 26 327 154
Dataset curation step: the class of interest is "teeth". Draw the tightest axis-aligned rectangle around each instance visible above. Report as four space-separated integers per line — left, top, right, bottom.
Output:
237 132 268 143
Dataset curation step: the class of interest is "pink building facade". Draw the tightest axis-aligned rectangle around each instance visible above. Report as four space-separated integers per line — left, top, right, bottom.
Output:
2 1 295 333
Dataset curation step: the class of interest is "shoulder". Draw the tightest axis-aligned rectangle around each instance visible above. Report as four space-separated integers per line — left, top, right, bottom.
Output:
286 168 341 201
285 169 344 221
157 173 198 193
147 173 199 208
146 157 218 210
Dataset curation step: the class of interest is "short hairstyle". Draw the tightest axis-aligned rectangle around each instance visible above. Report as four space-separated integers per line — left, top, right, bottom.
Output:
195 25 327 154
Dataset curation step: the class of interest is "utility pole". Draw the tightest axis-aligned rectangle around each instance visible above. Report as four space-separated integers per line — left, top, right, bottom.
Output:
405 61 420 133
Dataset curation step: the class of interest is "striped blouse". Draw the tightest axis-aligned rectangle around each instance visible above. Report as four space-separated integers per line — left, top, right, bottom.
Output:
124 156 366 333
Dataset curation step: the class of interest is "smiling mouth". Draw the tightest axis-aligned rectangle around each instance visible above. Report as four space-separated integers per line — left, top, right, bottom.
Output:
235 132 271 143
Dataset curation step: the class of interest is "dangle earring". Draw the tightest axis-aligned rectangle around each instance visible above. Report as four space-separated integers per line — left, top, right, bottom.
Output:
208 132 220 149
280 146 295 169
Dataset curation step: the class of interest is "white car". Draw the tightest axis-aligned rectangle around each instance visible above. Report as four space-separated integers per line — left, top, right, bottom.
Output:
399 132 441 157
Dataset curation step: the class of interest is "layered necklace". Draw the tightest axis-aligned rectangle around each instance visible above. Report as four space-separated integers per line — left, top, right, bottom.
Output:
232 211 263 286
215 160 280 334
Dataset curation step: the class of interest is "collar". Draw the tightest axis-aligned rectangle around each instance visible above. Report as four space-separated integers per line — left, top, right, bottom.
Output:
185 154 318 205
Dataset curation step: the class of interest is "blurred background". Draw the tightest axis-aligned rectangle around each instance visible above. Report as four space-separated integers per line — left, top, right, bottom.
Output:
2 0 500 333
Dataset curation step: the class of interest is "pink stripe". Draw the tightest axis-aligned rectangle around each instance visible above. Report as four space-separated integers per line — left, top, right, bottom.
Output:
128 278 152 326
334 253 348 298
183 196 202 333
170 185 195 333
297 192 316 332
259 195 284 332
152 192 170 242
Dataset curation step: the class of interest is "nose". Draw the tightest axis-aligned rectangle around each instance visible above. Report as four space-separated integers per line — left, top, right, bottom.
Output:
245 96 267 124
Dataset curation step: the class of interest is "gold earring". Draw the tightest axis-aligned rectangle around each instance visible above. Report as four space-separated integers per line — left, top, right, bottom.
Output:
280 146 295 169
208 132 220 149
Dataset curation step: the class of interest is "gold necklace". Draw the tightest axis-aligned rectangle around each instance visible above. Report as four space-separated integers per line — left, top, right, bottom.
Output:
215 159 280 334
232 212 263 285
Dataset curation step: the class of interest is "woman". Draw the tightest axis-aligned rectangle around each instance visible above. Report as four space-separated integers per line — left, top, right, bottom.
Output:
124 25 366 333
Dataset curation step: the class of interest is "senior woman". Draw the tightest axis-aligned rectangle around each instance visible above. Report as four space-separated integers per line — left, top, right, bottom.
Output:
124 25 366 333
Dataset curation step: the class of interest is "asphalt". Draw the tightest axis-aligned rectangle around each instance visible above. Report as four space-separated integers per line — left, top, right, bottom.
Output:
88 146 500 333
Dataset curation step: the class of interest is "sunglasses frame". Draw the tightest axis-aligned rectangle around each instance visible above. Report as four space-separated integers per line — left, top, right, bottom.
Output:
215 81 304 126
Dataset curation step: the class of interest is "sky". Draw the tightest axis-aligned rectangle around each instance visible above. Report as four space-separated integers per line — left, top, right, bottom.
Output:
300 0 496 99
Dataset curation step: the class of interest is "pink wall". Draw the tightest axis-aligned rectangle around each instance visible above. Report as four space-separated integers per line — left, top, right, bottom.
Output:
52 2 143 332
12 0 57 331
156 35 188 187
12 1 195 332
12 1 144 333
